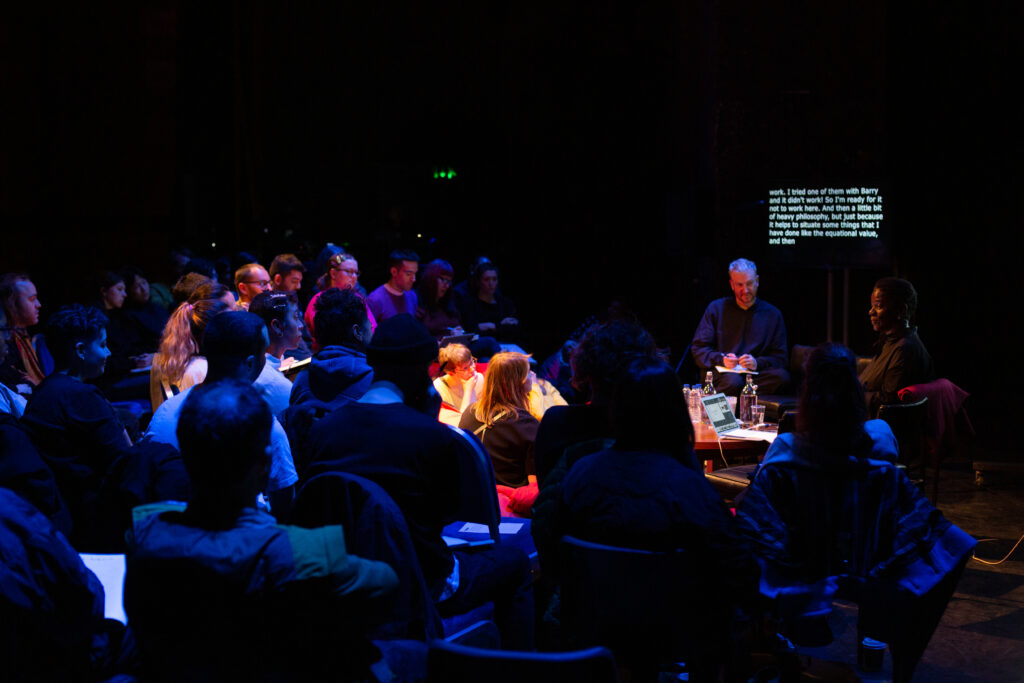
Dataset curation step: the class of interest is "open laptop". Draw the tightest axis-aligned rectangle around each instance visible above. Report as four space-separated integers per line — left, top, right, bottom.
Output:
700 393 776 443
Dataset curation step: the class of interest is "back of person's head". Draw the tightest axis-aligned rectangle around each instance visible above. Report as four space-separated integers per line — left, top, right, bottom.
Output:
873 276 918 322
0 272 31 321
188 281 230 305
176 379 272 527
610 357 696 466
366 314 437 399
155 296 231 384
172 272 213 305
268 253 305 280
46 304 108 372
313 287 368 349
438 343 472 375
796 343 868 454
387 249 420 271
571 320 657 401
418 259 455 308
202 311 268 381
249 290 294 330
474 352 531 426
182 257 218 282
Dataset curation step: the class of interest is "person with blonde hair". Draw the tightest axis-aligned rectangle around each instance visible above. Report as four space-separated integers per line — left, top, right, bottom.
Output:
149 284 232 410
459 351 539 489
433 343 484 426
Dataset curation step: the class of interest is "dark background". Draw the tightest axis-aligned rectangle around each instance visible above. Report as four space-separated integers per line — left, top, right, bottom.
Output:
2 2 1020 427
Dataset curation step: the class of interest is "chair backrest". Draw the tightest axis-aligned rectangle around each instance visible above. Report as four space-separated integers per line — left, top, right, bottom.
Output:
291 470 444 641
559 535 726 672
877 397 929 470
446 425 502 543
427 640 619 683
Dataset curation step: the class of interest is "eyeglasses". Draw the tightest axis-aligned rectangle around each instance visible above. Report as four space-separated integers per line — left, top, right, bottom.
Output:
439 276 453 285
333 268 360 277
244 279 271 288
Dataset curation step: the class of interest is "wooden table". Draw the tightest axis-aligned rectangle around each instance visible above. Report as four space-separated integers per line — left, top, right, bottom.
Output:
692 421 774 472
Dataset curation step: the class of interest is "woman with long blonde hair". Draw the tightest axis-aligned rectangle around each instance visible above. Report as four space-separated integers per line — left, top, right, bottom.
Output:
149 285 232 410
458 351 539 489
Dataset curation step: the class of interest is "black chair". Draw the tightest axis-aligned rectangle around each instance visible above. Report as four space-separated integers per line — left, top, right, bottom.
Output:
877 397 929 489
427 639 620 683
559 535 728 681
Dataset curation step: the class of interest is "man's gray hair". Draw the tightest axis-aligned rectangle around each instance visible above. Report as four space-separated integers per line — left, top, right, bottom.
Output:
728 258 757 275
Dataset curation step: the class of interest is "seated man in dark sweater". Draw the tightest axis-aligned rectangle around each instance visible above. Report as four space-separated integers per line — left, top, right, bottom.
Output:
306 314 534 650
690 258 790 395
21 304 133 549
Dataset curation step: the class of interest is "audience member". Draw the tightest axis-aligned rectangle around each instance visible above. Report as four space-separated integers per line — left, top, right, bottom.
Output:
458 351 539 489
126 380 398 681
458 261 519 342
149 284 231 410
118 265 170 353
690 258 790 395
0 272 53 389
552 356 757 674
859 277 936 416
736 343 973 678
366 249 419 323
249 290 304 418
145 311 298 515
290 287 374 411
21 304 132 549
170 271 212 307
306 314 534 649
415 258 463 338
0 308 28 417
305 251 376 343
0 487 133 681
269 253 305 293
234 262 271 311
433 343 484 425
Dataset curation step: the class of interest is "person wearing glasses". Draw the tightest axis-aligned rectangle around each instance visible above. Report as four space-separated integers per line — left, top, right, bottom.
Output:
233 262 272 311
304 252 376 349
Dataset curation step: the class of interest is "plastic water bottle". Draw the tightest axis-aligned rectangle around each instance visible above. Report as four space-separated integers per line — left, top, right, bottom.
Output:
740 374 755 424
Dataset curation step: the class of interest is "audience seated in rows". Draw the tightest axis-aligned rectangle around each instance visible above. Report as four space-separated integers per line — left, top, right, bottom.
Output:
367 249 420 324
305 314 535 650
149 282 232 410
126 380 399 681
415 258 463 339
21 304 132 549
145 311 298 516
859 277 936 417
459 352 539 490
249 290 304 418
736 343 974 680
0 272 52 391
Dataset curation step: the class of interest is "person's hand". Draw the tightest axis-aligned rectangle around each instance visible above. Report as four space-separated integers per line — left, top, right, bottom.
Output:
738 354 757 370
478 322 497 332
722 353 739 369
448 325 465 336
133 353 154 368
500 317 519 326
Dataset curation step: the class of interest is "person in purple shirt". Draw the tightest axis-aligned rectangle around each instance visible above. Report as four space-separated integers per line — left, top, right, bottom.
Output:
690 258 790 396
366 249 419 323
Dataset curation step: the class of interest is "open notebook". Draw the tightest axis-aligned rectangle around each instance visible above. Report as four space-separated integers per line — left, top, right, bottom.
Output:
700 393 776 443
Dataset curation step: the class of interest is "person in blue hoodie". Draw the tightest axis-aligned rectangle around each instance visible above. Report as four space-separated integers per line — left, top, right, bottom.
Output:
290 287 373 411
